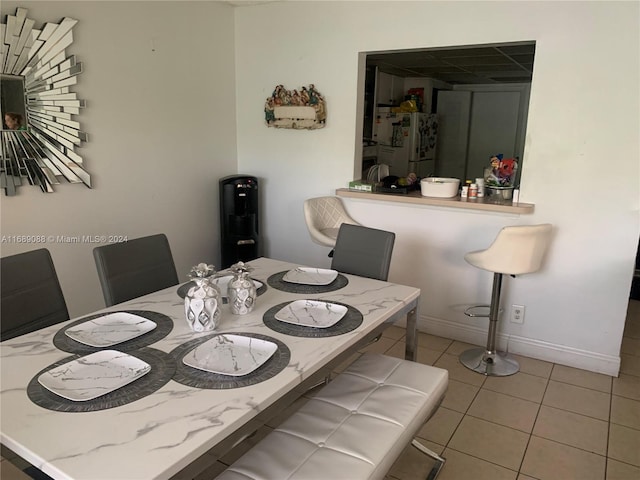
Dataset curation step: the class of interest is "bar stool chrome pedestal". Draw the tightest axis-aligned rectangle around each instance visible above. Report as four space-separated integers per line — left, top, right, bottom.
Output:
460 224 553 376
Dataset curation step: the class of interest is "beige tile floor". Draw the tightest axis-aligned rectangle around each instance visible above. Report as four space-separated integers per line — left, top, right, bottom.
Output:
3 300 640 480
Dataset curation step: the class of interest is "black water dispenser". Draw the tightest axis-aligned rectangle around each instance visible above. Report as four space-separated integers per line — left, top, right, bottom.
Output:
219 175 260 268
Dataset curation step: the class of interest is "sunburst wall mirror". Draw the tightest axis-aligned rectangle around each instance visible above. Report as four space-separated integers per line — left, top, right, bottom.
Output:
0 7 90 196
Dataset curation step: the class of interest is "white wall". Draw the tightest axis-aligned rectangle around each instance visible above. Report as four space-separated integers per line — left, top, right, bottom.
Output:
0 1 238 317
235 1 640 374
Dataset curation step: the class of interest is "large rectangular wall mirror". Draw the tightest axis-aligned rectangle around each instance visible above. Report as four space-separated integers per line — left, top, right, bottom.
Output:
359 41 535 186
1 7 90 196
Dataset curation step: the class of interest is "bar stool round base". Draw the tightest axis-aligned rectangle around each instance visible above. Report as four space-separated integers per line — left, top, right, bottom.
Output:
459 347 519 376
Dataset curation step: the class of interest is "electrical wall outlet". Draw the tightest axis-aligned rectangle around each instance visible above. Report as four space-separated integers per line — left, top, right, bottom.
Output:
511 304 525 324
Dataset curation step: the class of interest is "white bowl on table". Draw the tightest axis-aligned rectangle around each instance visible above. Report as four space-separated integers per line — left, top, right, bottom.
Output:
420 177 460 198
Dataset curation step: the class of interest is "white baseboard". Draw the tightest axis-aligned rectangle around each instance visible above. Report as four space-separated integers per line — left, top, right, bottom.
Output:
411 315 621 377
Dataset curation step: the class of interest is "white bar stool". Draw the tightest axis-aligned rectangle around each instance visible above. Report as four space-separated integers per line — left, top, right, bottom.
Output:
303 196 360 255
460 224 553 376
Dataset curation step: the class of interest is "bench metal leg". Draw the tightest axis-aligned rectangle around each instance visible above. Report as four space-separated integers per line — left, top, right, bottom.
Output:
411 439 446 480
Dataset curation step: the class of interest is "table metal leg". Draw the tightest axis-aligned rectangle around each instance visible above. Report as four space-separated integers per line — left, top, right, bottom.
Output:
405 306 418 361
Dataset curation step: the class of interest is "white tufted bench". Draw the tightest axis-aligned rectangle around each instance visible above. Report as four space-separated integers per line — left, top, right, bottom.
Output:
216 353 449 480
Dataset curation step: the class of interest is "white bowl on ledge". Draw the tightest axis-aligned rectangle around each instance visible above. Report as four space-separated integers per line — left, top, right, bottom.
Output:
420 177 460 198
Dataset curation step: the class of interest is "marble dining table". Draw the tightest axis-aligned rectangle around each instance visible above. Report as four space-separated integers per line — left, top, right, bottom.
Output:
0 257 420 480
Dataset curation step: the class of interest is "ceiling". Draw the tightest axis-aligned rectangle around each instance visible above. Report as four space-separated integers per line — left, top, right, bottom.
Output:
367 42 535 85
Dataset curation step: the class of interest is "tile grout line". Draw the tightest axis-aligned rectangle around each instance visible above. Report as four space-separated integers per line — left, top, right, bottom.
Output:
513 362 553 477
439 444 521 477
438 354 486 464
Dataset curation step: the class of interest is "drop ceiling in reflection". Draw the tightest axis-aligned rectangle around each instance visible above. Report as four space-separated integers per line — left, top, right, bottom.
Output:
366 41 535 85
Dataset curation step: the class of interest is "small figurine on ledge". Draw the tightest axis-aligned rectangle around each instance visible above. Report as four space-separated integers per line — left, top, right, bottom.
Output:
486 154 518 187
485 154 518 203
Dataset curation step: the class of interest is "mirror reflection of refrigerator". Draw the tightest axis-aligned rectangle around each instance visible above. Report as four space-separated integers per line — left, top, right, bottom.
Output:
375 110 438 177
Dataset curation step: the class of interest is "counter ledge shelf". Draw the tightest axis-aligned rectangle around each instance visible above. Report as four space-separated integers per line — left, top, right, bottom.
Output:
335 188 534 214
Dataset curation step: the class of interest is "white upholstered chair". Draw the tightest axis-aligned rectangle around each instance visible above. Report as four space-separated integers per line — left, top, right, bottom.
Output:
460 224 553 376
303 196 360 252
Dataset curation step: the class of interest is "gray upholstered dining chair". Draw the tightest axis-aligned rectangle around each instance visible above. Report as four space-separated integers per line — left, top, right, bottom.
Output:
93 233 179 307
1 248 69 341
331 224 395 281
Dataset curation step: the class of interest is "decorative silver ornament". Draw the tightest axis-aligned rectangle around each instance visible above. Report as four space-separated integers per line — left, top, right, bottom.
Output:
228 262 257 315
184 263 221 332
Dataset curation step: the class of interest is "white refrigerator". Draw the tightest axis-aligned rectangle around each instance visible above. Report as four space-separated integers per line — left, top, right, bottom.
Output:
374 110 438 177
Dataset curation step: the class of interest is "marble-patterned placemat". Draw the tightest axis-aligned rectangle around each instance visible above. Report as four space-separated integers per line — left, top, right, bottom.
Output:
263 300 363 338
176 277 268 302
170 332 290 389
27 347 176 412
267 271 348 294
53 310 174 355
